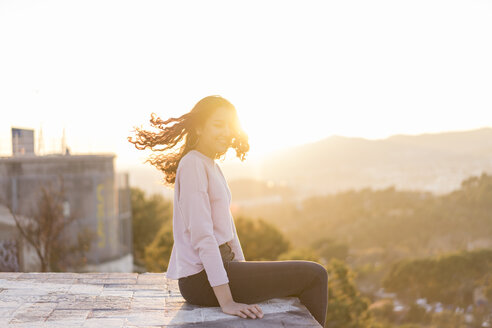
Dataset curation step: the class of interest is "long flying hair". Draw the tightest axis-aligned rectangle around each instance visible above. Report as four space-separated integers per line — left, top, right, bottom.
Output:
127 95 249 188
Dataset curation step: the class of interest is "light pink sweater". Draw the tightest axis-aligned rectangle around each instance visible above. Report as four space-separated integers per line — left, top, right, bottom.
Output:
165 149 245 287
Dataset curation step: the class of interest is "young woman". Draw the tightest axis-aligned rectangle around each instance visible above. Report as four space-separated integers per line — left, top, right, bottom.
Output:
128 95 328 326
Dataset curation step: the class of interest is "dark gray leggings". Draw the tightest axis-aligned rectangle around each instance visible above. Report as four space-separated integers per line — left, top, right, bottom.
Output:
178 260 328 327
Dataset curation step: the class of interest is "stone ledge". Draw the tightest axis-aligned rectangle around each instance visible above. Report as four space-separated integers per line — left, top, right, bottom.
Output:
0 272 321 327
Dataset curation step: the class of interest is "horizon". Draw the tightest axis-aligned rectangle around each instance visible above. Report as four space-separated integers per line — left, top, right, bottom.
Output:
2 125 491 170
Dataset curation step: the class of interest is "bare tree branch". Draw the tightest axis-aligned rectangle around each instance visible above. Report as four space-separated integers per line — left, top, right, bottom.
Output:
0 174 95 272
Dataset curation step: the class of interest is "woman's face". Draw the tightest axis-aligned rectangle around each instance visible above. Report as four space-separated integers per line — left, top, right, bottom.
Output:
196 106 235 157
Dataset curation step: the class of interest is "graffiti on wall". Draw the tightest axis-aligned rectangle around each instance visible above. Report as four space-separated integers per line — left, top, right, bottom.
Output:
97 183 105 248
0 240 19 272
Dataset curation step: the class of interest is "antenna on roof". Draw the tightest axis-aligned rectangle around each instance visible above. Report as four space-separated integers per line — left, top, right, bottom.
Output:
61 127 71 155
62 127 67 154
38 124 44 155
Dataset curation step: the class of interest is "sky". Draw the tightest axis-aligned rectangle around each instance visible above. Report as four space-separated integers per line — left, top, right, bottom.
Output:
1 0 491 169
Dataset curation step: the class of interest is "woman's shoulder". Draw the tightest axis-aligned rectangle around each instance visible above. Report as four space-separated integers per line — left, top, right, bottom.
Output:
176 151 210 192
180 150 201 165
177 151 206 174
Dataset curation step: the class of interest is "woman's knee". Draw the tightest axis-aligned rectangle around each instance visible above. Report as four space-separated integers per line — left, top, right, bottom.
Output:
305 261 328 284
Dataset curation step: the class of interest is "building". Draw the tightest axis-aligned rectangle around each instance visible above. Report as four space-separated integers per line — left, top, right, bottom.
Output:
0 129 133 272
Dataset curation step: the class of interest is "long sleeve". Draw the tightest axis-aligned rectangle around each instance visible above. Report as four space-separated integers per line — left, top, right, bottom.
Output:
229 216 246 261
177 157 229 287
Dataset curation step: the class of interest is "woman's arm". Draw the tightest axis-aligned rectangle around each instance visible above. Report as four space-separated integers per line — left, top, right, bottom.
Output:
213 282 264 319
212 282 234 307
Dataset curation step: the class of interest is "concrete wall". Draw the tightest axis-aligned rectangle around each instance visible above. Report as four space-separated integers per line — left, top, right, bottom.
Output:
0 154 133 270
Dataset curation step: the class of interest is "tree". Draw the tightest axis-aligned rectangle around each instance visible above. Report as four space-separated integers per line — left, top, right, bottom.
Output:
368 299 396 325
0 175 95 272
130 187 173 267
144 222 173 272
325 258 373 328
382 249 492 307
403 303 431 325
311 237 349 263
234 216 291 261
278 247 320 262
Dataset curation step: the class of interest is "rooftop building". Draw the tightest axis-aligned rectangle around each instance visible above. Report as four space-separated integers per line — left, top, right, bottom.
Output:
0 148 132 272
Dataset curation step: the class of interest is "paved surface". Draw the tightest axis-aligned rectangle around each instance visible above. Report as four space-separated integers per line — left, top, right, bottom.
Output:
0 272 321 327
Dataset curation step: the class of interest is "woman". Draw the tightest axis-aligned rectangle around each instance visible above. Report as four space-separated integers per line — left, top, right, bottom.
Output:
128 95 328 326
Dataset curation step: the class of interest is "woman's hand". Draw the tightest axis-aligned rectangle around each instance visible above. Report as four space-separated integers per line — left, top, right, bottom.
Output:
221 300 264 319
